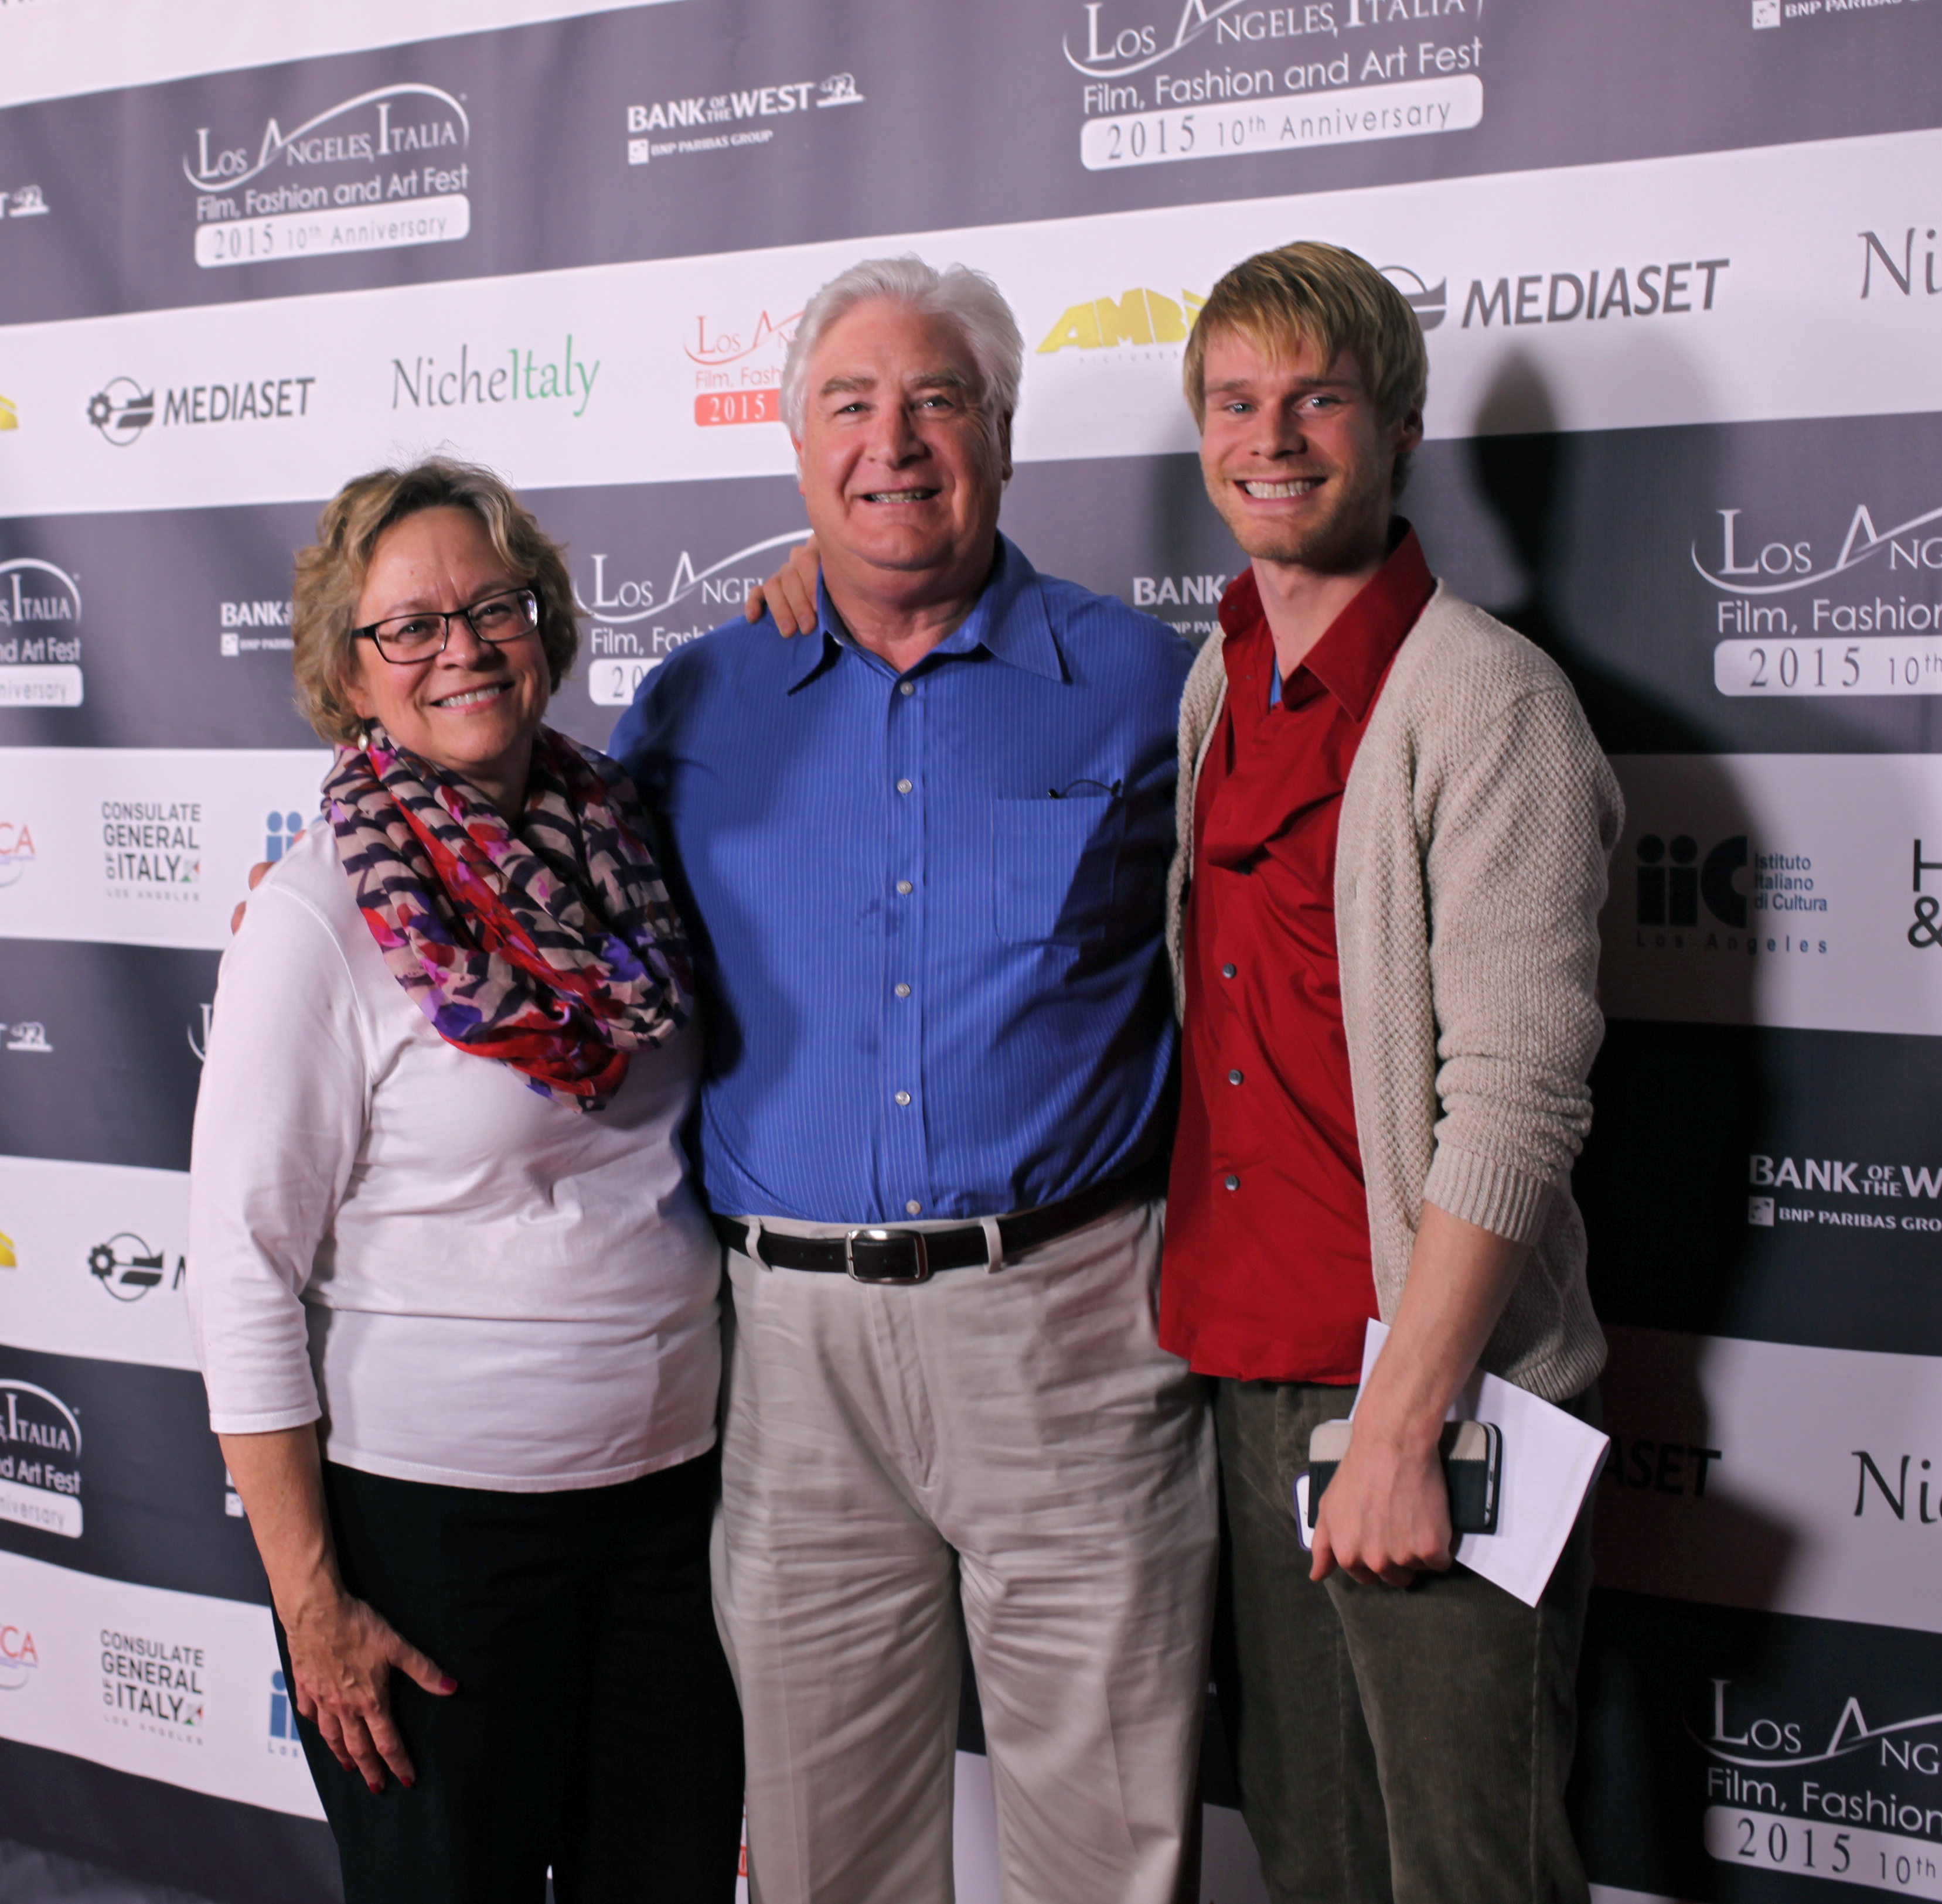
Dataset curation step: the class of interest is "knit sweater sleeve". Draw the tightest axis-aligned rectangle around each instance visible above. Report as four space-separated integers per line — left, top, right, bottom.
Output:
1419 681 1624 1244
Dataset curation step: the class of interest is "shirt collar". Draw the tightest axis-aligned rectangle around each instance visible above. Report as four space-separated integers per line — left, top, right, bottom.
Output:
786 533 1063 690
1219 519 1433 723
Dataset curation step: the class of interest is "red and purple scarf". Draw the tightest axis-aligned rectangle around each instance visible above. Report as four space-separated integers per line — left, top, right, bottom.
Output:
323 721 691 1111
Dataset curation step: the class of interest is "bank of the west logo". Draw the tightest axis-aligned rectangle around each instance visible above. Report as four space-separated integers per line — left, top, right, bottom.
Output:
578 530 812 704
0 1380 83 1540
1037 287 1207 353
183 84 471 269
625 72 863 165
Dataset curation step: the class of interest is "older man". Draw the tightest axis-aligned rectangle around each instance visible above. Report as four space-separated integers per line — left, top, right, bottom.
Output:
608 260 1215 1904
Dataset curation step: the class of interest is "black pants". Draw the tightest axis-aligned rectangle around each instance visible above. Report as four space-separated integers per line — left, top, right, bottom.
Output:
277 1449 744 1904
1214 1378 1599 1904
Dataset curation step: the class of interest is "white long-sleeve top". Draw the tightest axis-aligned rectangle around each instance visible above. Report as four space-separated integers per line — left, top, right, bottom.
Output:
186 823 722 1492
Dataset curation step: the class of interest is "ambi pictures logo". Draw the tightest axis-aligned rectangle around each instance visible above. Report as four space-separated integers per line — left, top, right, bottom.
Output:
0 1380 83 1539
577 530 812 704
184 83 471 270
0 559 83 709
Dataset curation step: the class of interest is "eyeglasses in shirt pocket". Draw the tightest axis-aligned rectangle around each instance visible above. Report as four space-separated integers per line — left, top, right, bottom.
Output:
992 793 1125 945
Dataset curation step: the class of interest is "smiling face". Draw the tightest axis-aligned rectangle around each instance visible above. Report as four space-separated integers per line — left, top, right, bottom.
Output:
1197 327 1422 578
793 298 1008 604
345 505 551 811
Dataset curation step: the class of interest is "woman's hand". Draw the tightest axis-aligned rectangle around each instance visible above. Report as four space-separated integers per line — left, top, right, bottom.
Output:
220 1427 456 1795
743 537 821 636
283 1584 456 1792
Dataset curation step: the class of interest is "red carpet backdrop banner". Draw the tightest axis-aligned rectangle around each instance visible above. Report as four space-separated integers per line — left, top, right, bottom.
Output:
3 1 1942 1899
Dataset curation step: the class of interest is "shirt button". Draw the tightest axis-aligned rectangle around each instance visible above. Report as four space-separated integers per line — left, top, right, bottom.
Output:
1224 1173 1241 1192
899 681 915 697
896 778 913 794
895 1090 912 1107
1221 963 1237 980
894 982 911 998
905 1199 922 1214
1228 1069 1243 1085
897 879 914 895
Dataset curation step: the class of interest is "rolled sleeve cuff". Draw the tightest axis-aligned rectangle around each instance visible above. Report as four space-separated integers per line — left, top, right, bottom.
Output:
1423 1145 1555 1246
206 1401 323 1438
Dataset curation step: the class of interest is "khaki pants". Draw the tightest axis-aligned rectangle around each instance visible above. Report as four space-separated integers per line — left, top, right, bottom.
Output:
713 1198 1218 1904
1215 1377 1599 1904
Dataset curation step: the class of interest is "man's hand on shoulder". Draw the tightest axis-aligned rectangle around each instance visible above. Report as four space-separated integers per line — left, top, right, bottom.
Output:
230 840 295 935
744 537 820 637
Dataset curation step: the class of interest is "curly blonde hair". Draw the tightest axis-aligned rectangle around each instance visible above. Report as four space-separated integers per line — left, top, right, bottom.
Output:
291 458 581 745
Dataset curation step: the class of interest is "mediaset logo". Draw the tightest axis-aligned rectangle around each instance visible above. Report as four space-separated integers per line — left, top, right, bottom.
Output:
390 337 598 419
1381 264 1446 330
0 1378 83 1540
101 798 202 899
1037 285 1208 354
0 1620 40 1693
87 374 317 446
577 530 812 704
1457 257 1728 328
87 1231 183 1304
100 1627 205 1740
625 71 863 166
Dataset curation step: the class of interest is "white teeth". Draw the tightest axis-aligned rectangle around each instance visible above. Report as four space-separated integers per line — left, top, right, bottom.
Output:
1241 479 1321 499
434 684 507 709
863 489 938 502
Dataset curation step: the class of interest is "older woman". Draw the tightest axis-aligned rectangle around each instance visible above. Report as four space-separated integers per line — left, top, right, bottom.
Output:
186 459 742 1903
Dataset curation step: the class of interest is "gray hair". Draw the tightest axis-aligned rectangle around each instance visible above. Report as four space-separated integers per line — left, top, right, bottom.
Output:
780 256 1024 439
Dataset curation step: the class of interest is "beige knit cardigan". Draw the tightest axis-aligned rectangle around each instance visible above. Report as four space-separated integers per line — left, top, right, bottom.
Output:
1167 582 1624 1403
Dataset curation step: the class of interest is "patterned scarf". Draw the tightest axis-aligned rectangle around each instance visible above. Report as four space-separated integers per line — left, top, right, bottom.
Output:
323 721 691 1111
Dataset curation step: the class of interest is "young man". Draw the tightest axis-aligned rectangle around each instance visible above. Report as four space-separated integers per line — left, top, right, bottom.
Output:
1163 242 1621 1903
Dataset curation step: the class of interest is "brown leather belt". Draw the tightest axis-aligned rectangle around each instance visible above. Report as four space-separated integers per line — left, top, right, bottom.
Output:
711 1165 1164 1285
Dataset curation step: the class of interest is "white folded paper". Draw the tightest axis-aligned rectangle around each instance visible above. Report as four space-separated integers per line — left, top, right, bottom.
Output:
1309 1320 1610 1608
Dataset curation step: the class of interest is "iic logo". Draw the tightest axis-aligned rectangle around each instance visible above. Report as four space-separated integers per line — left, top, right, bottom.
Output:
1635 833 1749 930
268 1668 301 1753
264 811 304 863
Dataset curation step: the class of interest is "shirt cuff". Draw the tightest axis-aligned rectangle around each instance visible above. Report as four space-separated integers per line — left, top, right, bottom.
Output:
1422 1145 1554 1246
206 1402 323 1437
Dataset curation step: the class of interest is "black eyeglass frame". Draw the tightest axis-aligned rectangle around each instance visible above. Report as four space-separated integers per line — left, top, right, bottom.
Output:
350 585 543 663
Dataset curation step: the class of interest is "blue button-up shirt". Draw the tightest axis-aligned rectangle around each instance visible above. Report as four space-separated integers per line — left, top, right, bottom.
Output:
609 534 1193 1224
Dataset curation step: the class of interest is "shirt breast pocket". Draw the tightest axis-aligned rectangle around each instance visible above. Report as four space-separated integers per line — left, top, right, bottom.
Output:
993 795 1124 945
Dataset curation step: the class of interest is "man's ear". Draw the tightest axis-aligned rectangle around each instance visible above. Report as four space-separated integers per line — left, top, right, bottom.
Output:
1395 406 1425 458
995 411 1015 486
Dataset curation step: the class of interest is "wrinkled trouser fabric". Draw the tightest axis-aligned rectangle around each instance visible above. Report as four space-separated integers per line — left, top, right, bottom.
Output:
714 1197 1219 1904
1214 1377 1599 1904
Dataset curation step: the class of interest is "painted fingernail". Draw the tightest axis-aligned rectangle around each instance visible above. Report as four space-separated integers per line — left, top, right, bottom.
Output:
401 1776 415 1790
439 1676 458 1693
367 1780 382 1795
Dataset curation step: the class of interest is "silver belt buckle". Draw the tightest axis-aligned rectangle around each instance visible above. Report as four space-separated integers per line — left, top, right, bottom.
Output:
844 1227 931 1285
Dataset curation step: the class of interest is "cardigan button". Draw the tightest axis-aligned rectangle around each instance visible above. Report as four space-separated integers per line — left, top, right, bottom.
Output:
1228 1069 1243 1086
1224 1173 1240 1192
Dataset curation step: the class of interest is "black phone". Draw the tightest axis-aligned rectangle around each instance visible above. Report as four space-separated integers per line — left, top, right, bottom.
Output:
1299 1417 1503 1540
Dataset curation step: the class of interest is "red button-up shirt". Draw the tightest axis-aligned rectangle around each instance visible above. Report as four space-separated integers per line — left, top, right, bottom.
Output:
1160 527 1435 1384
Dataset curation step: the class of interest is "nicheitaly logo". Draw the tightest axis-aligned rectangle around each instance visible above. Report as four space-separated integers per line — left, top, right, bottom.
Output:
185 83 472 269
390 337 599 419
0 1380 83 1539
